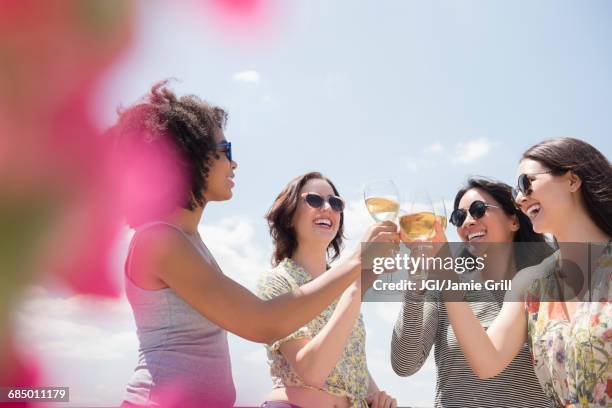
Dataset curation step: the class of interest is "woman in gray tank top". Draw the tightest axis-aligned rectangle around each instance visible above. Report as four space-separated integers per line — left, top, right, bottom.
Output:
112 81 399 408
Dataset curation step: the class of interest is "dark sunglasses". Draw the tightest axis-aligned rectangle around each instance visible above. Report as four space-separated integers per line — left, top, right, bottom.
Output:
216 141 232 162
302 192 345 213
450 200 499 227
512 171 553 199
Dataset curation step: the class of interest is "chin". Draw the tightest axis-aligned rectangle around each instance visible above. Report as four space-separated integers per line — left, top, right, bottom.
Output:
466 242 489 257
312 230 336 243
531 218 547 234
209 192 233 202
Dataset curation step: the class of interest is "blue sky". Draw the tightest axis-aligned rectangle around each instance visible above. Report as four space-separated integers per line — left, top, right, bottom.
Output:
16 1 612 406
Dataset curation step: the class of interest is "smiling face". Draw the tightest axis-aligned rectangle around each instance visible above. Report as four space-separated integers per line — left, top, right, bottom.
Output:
292 178 342 249
456 188 518 245
202 128 237 202
514 159 573 235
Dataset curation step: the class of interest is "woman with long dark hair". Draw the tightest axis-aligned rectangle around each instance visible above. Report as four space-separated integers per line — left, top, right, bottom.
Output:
392 177 553 408
444 138 611 407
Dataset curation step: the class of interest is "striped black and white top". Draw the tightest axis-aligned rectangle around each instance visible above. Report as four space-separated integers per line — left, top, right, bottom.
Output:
391 282 553 408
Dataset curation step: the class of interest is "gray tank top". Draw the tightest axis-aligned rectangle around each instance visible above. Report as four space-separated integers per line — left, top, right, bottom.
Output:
123 222 235 407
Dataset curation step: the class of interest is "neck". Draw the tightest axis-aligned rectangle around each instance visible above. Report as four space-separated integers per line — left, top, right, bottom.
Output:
554 214 610 265
162 204 205 236
292 241 329 279
482 244 517 280
552 208 609 243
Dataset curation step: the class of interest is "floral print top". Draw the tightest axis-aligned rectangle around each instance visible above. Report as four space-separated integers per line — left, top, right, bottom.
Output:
525 244 612 408
256 258 369 408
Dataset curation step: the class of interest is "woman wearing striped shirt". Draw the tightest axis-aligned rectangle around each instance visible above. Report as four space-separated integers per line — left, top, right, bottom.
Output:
391 177 553 408
444 138 612 407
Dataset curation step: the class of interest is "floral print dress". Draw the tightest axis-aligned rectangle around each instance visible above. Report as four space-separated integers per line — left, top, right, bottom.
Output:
525 244 612 407
257 258 369 408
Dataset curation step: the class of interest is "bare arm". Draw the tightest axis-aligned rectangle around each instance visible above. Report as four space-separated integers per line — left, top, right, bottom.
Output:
443 267 537 378
135 222 397 344
277 279 361 388
406 220 530 379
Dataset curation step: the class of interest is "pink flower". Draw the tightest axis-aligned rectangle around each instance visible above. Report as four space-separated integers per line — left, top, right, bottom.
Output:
593 381 606 401
0 0 134 386
603 329 612 342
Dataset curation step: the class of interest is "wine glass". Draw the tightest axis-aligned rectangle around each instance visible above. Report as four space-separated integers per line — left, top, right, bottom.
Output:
433 198 448 231
363 180 400 222
400 191 435 282
364 180 400 284
400 191 435 241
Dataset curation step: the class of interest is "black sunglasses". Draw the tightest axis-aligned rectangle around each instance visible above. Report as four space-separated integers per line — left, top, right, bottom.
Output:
512 171 552 199
302 192 345 213
216 141 232 162
450 200 499 227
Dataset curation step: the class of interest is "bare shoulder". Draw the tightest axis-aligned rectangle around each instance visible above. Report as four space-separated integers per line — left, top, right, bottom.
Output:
130 225 211 289
505 251 558 302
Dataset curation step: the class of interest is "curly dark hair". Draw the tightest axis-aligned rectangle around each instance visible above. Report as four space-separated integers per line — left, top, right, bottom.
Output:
111 80 227 226
454 177 553 270
521 137 612 237
266 172 345 266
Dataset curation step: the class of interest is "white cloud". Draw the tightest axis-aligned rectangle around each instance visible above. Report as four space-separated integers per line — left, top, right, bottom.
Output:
342 198 377 243
244 347 268 364
452 137 493 164
375 302 402 324
423 141 444 154
15 292 137 361
232 70 261 83
405 161 419 172
199 216 269 289
18 287 133 322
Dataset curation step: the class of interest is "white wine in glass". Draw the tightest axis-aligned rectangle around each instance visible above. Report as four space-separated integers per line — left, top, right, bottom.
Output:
364 180 400 222
365 197 400 222
400 211 437 240
400 191 434 282
400 191 435 241
433 199 448 230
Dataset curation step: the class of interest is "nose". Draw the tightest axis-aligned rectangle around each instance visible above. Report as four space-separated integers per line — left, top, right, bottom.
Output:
231 159 237 170
457 216 475 240
514 190 527 208
463 212 477 228
321 200 333 212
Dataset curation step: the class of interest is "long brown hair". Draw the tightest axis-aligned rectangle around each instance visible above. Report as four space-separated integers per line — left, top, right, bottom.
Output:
522 137 612 237
266 172 345 266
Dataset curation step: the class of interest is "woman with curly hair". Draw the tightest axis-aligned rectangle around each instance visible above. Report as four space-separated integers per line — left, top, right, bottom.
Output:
113 82 398 408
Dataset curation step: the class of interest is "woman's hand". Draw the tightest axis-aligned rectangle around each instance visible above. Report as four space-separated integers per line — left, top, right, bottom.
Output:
366 390 397 408
359 221 400 263
398 219 455 291
362 220 400 244
400 218 450 270
359 221 400 290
